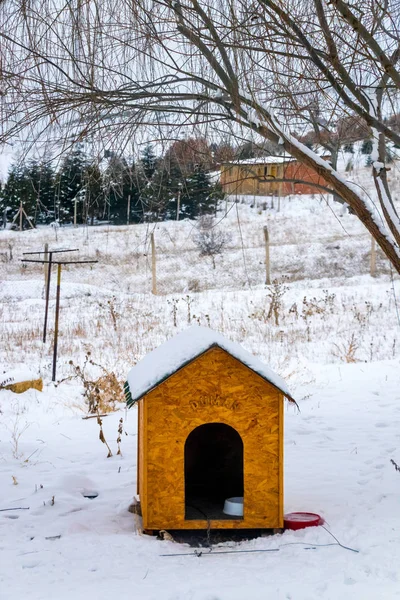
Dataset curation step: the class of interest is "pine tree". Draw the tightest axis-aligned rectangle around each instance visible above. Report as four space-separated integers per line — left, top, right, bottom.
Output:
361 139 373 155
105 156 142 224
125 160 144 223
163 162 186 221
0 163 22 223
181 165 223 219
0 161 40 226
141 144 157 181
140 160 173 221
343 143 354 154
55 145 87 223
84 163 104 225
140 158 225 222
25 160 42 222
36 160 56 222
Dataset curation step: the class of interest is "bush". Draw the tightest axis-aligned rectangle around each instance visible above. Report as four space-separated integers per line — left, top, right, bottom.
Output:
194 216 229 269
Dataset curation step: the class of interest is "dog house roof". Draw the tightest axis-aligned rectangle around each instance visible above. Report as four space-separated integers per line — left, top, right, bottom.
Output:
125 325 295 406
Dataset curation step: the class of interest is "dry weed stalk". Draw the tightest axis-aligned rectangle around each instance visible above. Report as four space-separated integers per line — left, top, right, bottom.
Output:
5 410 31 459
182 295 194 324
98 414 127 458
249 280 288 326
59 353 124 414
116 417 126 456
332 333 359 363
98 415 113 458
391 459 400 473
167 298 180 327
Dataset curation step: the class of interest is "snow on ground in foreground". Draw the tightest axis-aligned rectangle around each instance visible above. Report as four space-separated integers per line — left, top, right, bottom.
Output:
0 362 399 600
1 184 400 599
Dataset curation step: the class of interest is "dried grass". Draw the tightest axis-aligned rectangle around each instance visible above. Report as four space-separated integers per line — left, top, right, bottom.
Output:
332 333 359 363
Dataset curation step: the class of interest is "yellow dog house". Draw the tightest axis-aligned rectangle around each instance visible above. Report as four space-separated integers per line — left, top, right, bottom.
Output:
125 326 294 534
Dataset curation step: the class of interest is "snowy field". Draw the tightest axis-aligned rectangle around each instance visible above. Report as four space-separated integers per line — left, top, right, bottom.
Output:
1 172 400 599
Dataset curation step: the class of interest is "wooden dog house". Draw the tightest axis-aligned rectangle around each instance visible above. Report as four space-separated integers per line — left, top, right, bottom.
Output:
125 326 295 533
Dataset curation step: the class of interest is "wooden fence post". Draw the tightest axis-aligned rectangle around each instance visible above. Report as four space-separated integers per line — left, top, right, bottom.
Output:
151 232 157 294
127 194 131 226
263 226 271 285
176 190 181 221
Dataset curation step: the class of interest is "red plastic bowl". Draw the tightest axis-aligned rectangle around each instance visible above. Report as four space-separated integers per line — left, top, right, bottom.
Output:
284 512 324 530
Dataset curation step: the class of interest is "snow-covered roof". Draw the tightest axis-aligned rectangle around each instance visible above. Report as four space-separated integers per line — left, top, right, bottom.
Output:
125 325 295 406
223 156 294 166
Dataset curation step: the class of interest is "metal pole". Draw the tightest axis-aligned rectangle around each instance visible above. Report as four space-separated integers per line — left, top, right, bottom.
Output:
43 252 53 343
52 263 62 382
44 243 49 288
19 201 23 231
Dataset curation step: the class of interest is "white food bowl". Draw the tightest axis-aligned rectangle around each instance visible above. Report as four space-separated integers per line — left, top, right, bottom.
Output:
223 496 244 517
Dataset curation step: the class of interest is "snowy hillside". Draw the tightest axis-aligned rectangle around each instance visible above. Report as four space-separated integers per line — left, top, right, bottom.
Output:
1 166 400 600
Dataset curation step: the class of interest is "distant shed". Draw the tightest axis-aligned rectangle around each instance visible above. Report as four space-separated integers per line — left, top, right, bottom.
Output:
220 155 331 196
125 325 295 534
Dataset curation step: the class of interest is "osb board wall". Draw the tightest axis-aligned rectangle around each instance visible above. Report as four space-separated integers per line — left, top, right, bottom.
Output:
139 346 283 530
2 379 43 394
220 164 286 196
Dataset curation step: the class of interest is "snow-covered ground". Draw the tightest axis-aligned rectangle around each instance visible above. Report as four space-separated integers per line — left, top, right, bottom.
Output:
1 172 400 599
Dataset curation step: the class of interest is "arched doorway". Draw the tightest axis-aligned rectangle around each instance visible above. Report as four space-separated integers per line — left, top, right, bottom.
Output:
184 423 244 520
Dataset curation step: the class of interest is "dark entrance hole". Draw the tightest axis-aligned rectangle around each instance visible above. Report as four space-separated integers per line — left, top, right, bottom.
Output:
184 423 244 520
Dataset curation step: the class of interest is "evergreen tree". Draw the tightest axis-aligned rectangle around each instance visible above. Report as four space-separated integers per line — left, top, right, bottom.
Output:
1 163 22 216
162 162 186 221
55 145 87 223
141 144 157 181
141 160 176 221
105 156 142 224
36 160 56 222
181 165 224 219
84 163 104 224
0 161 40 226
140 157 225 222
343 143 354 153
361 139 373 154
26 160 42 222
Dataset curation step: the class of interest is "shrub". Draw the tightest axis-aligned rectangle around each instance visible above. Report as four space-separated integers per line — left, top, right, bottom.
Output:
194 216 229 269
